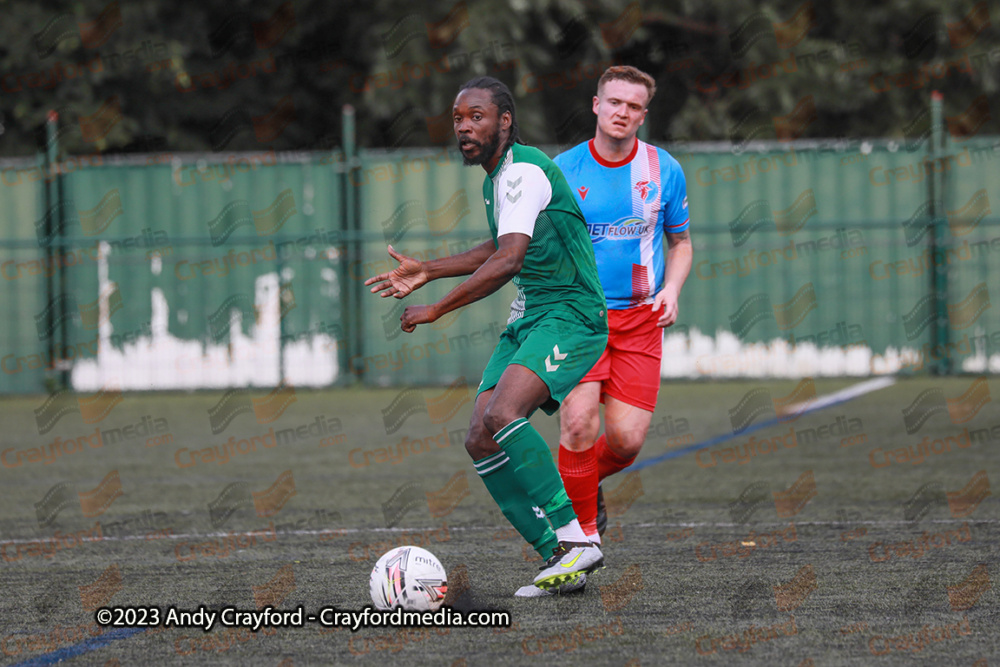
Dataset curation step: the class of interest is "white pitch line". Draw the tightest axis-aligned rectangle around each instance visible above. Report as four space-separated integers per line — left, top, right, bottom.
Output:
783 376 897 415
4 515 996 545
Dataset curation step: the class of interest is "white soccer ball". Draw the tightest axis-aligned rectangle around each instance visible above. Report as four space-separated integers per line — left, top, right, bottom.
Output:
369 545 448 611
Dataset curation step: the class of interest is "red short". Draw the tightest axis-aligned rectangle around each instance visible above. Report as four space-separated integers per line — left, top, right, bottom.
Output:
580 303 663 412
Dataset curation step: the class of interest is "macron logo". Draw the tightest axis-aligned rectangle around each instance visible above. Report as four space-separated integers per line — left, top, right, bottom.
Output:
578 186 589 201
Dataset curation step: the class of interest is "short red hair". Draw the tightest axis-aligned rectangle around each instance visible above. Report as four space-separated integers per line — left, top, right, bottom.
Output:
597 66 656 106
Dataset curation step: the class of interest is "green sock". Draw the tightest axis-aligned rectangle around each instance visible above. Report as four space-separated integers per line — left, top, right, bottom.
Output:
494 418 578 530
474 450 559 558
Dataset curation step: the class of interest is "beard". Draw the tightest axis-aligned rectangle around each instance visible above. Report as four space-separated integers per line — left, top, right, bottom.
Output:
459 127 503 166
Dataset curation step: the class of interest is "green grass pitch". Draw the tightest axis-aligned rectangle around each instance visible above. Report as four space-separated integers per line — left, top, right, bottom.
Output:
0 378 996 665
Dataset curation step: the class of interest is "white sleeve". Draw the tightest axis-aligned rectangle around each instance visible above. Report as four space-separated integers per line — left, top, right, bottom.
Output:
495 163 552 238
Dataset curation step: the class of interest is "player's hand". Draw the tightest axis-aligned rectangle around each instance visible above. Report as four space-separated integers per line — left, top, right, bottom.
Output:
364 245 429 298
652 285 680 328
400 305 438 333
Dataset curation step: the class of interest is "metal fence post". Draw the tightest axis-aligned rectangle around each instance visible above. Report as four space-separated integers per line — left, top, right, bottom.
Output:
43 110 70 390
928 91 950 375
342 104 363 384
278 252 286 384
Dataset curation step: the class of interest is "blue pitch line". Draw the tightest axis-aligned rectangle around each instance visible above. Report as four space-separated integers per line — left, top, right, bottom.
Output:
627 392 861 473
9 627 147 667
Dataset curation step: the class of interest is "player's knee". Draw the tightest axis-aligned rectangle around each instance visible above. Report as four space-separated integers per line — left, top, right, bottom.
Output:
464 421 499 460
606 426 645 459
561 412 600 450
481 404 520 437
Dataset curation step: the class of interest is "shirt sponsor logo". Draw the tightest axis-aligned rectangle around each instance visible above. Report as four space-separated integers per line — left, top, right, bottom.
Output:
588 216 652 243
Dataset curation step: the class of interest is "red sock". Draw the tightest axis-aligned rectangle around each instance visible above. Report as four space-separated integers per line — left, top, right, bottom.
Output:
558 445 599 535
594 434 636 482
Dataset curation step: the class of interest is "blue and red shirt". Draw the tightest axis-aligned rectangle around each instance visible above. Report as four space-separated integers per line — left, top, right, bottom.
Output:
554 139 689 310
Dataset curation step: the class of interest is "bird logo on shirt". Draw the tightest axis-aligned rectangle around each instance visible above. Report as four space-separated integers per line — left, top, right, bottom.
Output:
634 180 658 202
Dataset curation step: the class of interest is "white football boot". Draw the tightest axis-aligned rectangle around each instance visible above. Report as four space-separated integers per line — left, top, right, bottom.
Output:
533 541 604 590
515 572 587 598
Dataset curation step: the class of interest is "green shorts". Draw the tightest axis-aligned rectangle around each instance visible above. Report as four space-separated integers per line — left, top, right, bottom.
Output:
477 308 608 416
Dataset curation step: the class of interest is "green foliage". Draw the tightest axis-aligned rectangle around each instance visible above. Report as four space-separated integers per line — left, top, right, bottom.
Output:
0 0 994 157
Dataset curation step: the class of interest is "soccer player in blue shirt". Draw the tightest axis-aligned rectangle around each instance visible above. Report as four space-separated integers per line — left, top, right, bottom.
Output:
553 66 693 545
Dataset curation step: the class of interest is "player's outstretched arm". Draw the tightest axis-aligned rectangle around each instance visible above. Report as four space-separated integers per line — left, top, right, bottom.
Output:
654 229 693 327
423 240 499 280
399 234 528 333
365 241 497 299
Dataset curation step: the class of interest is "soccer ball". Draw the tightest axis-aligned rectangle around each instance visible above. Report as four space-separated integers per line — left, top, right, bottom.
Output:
369 546 448 611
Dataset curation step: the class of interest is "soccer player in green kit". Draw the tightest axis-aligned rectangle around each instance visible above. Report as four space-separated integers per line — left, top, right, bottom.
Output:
365 77 608 595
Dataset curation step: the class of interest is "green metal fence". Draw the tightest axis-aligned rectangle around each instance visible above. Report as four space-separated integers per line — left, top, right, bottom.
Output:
1 130 998 393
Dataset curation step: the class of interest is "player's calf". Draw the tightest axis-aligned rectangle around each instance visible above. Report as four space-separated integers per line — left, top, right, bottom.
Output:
559 445 600 537
594 433 638 481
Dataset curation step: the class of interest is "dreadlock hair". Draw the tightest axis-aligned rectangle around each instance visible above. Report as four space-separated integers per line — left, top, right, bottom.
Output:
458 76 524 149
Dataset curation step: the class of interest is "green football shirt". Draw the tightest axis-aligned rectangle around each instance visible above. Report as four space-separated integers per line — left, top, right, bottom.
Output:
482 143 606 325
